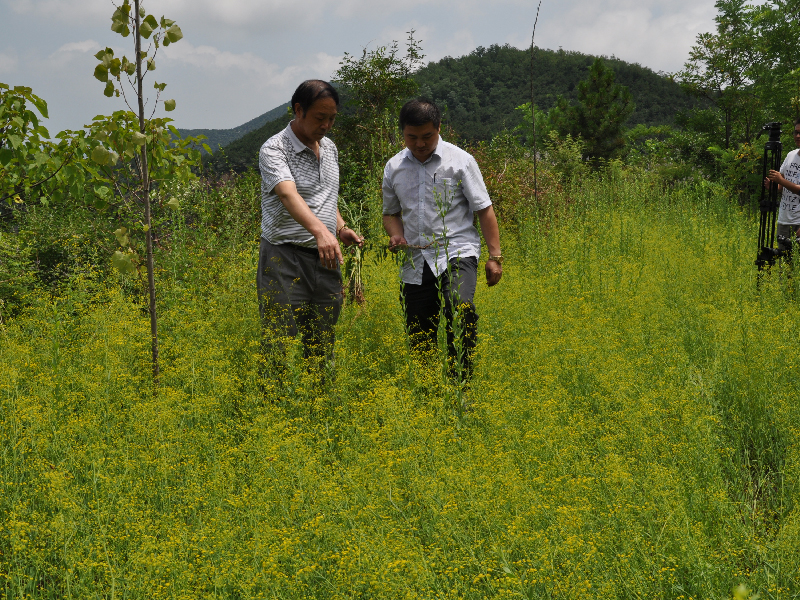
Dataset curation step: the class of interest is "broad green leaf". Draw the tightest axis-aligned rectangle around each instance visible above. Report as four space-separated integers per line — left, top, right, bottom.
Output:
113 226 130 245
7 134 22 149
139 19 154 39
163 38 170 47
202 143 212 154
142 224 150 232
139 6 145 17
91 145 110 164
104 81 115 97
94 196 108 210
112 251 137 275
154 81 167 91
109 58 121 77
147 58 156 71
143 15 158 31
164 98 176 111
131 131 147 145
94 64 109 82
30 95 48 118
95 185 110 198
0 148 13 166
166 197 180 210
166 24 183 43
160 16 175 28
111 19 128 35
125 61 136 76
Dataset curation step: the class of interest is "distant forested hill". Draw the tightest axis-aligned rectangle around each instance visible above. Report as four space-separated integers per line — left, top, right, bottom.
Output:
179 103 290 153
205 44 697 172
415 44 698 141
205 112 292 173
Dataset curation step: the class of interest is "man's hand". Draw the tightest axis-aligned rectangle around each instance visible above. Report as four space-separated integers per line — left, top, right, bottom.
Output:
767 170 785 186
339 227 364 248
485 260 502 286
388 235 408 252
315 229 343 269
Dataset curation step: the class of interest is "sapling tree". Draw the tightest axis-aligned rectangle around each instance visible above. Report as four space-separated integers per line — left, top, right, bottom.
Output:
333 32 423 303
91 0 205 381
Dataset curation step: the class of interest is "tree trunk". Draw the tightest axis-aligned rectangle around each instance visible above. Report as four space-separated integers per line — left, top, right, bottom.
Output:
134 0 160 383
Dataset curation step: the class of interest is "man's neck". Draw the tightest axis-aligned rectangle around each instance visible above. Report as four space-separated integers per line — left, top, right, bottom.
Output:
290 120 319 155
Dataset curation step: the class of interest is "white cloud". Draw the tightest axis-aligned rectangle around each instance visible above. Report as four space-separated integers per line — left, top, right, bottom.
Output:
163 42 341 84
54 40 102 54
531 0 717 73
0 52 18 74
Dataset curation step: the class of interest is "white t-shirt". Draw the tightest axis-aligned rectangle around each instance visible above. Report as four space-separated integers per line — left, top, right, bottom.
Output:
778 148 800 225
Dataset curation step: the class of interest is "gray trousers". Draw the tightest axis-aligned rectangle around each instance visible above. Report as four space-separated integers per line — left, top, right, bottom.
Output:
257 238 343 368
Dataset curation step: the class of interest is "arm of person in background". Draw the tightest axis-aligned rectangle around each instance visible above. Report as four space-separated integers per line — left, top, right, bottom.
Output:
476 205 502 287
382 213 407 251
767 169 799 194
273 180 342 269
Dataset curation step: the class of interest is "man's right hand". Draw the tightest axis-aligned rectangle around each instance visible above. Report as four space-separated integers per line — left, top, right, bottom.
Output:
388 235 408 252
316 229 343 269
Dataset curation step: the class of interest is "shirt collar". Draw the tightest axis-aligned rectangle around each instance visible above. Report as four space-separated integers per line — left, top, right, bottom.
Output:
285 121 312 154
403 138 444 164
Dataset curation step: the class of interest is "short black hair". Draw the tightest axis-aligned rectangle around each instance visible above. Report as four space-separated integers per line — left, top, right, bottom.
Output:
399 98 441 131
291 80 339 116
794 117 800 128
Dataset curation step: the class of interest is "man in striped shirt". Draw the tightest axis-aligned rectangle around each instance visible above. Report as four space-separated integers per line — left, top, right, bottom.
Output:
258 80 362 382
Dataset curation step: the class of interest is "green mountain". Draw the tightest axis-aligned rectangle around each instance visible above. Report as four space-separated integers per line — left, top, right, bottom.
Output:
179 102 290 153
416 45 698 141
205 44 697 172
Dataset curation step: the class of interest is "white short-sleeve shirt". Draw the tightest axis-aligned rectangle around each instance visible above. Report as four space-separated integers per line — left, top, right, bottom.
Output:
779 149 800 225
382 139 492 284
259 123 339 247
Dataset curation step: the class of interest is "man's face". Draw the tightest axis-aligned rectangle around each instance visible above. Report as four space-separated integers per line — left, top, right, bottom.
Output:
403 122 440 163
794 123 800 148
294 97 338 144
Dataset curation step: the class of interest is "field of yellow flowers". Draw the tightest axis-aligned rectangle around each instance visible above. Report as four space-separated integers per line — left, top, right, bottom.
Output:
2 170 800 599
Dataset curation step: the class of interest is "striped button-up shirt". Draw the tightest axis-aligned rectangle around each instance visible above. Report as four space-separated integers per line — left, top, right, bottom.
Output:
382 139 492 284
259 123 339 247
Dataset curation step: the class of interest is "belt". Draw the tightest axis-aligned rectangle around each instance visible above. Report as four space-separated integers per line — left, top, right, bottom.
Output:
285 243 319 256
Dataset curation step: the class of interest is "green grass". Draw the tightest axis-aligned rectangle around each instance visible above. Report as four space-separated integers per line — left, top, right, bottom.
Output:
2 171 800 599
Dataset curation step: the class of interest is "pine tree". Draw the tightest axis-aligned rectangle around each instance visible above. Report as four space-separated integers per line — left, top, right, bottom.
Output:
549 57 634 162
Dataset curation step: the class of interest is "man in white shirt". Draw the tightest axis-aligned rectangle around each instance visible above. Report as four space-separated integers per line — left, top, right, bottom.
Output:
382 98 502 380
766 118 800 254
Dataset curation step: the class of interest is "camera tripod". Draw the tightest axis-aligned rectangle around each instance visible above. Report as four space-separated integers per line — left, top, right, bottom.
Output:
756 121 786 270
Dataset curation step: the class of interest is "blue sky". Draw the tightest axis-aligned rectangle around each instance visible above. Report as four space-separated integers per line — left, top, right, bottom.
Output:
0 0 718 134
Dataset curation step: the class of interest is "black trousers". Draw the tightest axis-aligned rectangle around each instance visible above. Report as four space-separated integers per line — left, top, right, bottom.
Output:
401 257 478 379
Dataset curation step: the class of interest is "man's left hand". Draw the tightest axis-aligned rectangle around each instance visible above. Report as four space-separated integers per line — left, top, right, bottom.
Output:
486 260 502 286
340 227 365 248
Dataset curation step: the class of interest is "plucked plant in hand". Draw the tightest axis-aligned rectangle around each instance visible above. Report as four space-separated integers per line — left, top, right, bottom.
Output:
91 0 207 381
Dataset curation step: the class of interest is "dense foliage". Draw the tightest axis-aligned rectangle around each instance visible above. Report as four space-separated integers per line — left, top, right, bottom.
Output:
548 58 635 162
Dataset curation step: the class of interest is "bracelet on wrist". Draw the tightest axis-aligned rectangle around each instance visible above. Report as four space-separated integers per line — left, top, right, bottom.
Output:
337 223 347 238
488 255 504 265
